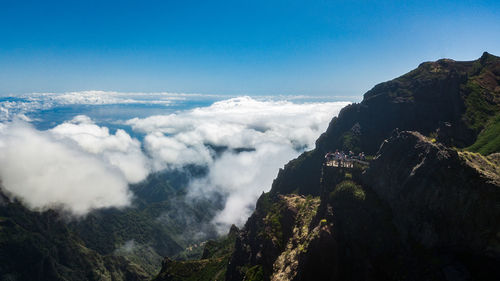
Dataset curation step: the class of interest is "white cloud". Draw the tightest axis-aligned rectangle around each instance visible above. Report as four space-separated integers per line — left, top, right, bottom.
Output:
127 96 350 232
189 143 299 232
50 115 149 183
115 240 137 254
143 132 213 170
0 121 132 216
0 95 349 228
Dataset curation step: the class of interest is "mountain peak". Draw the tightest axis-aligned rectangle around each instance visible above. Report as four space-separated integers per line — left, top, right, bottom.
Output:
480 51 498 64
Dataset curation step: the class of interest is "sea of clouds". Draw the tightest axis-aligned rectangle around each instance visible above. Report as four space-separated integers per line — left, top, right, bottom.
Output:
0 92 349 231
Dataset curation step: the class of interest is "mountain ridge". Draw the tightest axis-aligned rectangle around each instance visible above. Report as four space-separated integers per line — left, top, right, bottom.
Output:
155 52 500 281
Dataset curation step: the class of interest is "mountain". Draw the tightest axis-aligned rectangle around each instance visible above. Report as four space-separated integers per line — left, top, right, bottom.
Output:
270 51 500 197
0 192 149 281
155 52 500 280
0 167 223 280
68 168 223 271
152 226 238 281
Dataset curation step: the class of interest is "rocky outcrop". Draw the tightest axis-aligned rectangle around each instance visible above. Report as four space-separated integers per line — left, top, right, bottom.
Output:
362 130 500 279
303 131 498 280
270 52 500 197
226 194 321 281
365 130 499 251
229 130 499 281
156 53 500 280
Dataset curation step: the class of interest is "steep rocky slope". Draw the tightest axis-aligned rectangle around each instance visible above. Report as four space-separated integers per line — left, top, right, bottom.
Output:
300 131 498 280
155 53 500 280
270 52 499 196
224 130 499 281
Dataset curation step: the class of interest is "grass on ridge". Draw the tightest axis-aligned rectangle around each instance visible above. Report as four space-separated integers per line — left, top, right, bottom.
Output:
466 114 500 155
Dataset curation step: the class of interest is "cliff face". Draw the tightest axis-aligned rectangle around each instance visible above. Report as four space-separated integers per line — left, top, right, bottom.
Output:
365 130 499 256
226 131 499 281
155 53 500 281
270 52 500 197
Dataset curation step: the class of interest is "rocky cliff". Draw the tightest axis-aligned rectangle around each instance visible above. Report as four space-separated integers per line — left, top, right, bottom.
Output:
223 131 499 281
155 53 500 281
270 52 499 197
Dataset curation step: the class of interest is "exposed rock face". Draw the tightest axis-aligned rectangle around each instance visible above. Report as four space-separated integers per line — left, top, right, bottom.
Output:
270 52 500 197
227 131 500 281
362 131 499 280
226 194 300 280
155 53 500 281
365 130 500 255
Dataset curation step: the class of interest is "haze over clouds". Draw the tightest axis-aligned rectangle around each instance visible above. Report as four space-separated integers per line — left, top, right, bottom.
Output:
0 91 201 121
0 94 349 229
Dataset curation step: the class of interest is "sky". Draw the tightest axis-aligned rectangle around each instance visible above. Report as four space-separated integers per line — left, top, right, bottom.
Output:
0 0 499 97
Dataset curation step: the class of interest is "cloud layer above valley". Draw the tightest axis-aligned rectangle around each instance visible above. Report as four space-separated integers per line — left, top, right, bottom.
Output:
0 95 349 229
50 115 150 183
0 121 134 216
127 97 349 232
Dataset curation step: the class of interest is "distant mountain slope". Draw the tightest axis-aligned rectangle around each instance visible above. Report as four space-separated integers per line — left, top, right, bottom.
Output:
67 168 223 277
152 226 238 281
0 168 223 280
0 192 149 281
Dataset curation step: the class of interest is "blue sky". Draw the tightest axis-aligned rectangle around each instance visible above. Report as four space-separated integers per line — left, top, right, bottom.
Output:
0 0 499 97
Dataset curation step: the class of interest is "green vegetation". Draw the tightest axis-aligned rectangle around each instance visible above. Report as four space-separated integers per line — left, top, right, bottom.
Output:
245 265 264 281
263 201 285 249
341 131 361 153
329 180 366 201
256 191 273 213
364 155 375 161
459 151 500 180
297 195 320 228
68 169 223 276
466 114 500 155
269 195 321 280
0 200 149 281
153 232 237 281
461 68 499 155
0 168 224 279
153 258 227 281
427 132 438 143
200 230 238 260
114 241 164 276
463 80 499 132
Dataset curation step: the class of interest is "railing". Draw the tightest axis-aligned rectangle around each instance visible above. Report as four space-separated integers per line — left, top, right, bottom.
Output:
324 159 369 168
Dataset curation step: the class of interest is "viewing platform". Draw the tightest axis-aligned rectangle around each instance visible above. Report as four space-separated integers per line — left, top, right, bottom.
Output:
323 150 370 169
324 159 369 168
